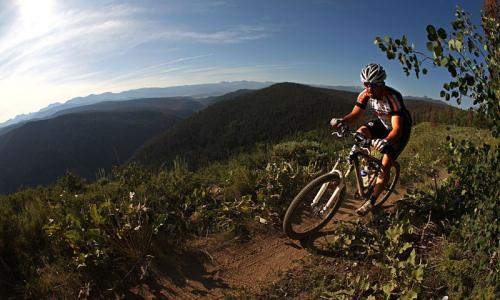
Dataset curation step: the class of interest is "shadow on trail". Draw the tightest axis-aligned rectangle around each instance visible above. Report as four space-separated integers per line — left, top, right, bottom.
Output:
128 246 230 299
296 205 392 258
298 230 340 258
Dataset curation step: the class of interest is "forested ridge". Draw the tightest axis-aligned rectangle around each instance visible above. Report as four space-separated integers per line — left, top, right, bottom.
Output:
132 82 471 170
0 111 179 194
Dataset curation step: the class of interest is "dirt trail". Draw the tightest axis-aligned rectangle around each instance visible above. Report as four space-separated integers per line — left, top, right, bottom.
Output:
129 180 420 299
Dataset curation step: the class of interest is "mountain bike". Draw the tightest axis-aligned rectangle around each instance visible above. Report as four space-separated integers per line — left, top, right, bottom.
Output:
283 124 400 240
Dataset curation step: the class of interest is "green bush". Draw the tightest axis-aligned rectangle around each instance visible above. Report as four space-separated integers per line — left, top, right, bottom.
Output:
434 140 499 298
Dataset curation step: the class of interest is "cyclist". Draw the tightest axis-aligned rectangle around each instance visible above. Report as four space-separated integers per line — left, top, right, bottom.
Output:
330 63 412 215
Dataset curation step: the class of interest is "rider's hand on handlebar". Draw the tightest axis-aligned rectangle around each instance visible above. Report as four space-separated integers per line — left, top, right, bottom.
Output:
330 118 343 128
372 139 389 152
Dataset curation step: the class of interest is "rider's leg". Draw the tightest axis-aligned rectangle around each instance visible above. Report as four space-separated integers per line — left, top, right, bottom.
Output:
369 154 393 204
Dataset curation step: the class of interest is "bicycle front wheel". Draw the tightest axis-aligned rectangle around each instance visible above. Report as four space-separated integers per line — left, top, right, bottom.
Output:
283 172 345 240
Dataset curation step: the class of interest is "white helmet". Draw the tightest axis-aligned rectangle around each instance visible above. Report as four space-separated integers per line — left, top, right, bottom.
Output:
360 63 386 83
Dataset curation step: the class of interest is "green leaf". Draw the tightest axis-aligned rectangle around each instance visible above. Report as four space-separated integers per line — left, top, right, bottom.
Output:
448 65 457 77
426 25 436 35
64 230 81 245
408 249 417 266
448 39 455 50
455 39 463 51
405 60 412 70
437 28 447 39
426 42 434 52
399 242 413 254
433 44 443 57
413 265 425 282
401 290 418 300
441 57 449 66
383 282 395 297
87 228 101 239
90 204 102 225
386 224 404 243
398 53 406 65
466 75 474 86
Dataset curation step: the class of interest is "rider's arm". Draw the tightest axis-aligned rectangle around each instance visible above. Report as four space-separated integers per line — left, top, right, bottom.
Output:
341 90 368 125
386 115 403 144
341 105 364 125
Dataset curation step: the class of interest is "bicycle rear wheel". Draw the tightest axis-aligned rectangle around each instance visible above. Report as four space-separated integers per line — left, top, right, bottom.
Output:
283 173 345 240
373 161 400 207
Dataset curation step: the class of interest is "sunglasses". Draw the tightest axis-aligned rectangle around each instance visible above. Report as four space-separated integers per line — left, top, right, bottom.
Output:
364 82 382 89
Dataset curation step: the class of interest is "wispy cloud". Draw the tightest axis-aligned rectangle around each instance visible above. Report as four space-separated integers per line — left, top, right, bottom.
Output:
0 2 276 79
99 54 215 90
155 25 276 44
0 0 279 122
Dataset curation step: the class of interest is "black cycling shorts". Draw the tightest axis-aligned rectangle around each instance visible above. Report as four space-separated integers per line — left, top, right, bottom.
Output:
363 118 411 160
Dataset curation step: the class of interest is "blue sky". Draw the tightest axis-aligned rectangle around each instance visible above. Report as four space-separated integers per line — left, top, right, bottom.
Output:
0 0 484 122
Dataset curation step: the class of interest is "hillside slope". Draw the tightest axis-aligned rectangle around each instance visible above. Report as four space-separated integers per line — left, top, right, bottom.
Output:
132 83 356 168
132 82 464 169
0 111 179 194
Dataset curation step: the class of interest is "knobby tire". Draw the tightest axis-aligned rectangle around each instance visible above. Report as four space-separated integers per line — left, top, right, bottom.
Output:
283 173 345 240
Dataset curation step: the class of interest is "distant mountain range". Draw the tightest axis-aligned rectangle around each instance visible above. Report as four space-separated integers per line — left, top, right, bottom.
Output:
0 81 448 131
0 81 274 129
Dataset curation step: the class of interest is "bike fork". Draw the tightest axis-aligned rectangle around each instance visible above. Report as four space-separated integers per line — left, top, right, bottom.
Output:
320 182 344 214
311 160 345 213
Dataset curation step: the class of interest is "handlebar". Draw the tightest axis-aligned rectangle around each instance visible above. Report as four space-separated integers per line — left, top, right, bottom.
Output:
331 123 372 148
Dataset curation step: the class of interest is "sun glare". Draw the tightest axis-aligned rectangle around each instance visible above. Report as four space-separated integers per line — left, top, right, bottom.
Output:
17 0 57 24
13 0 60 42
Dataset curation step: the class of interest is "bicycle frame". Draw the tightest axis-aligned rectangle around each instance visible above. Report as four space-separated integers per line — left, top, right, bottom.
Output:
311 139 382 214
